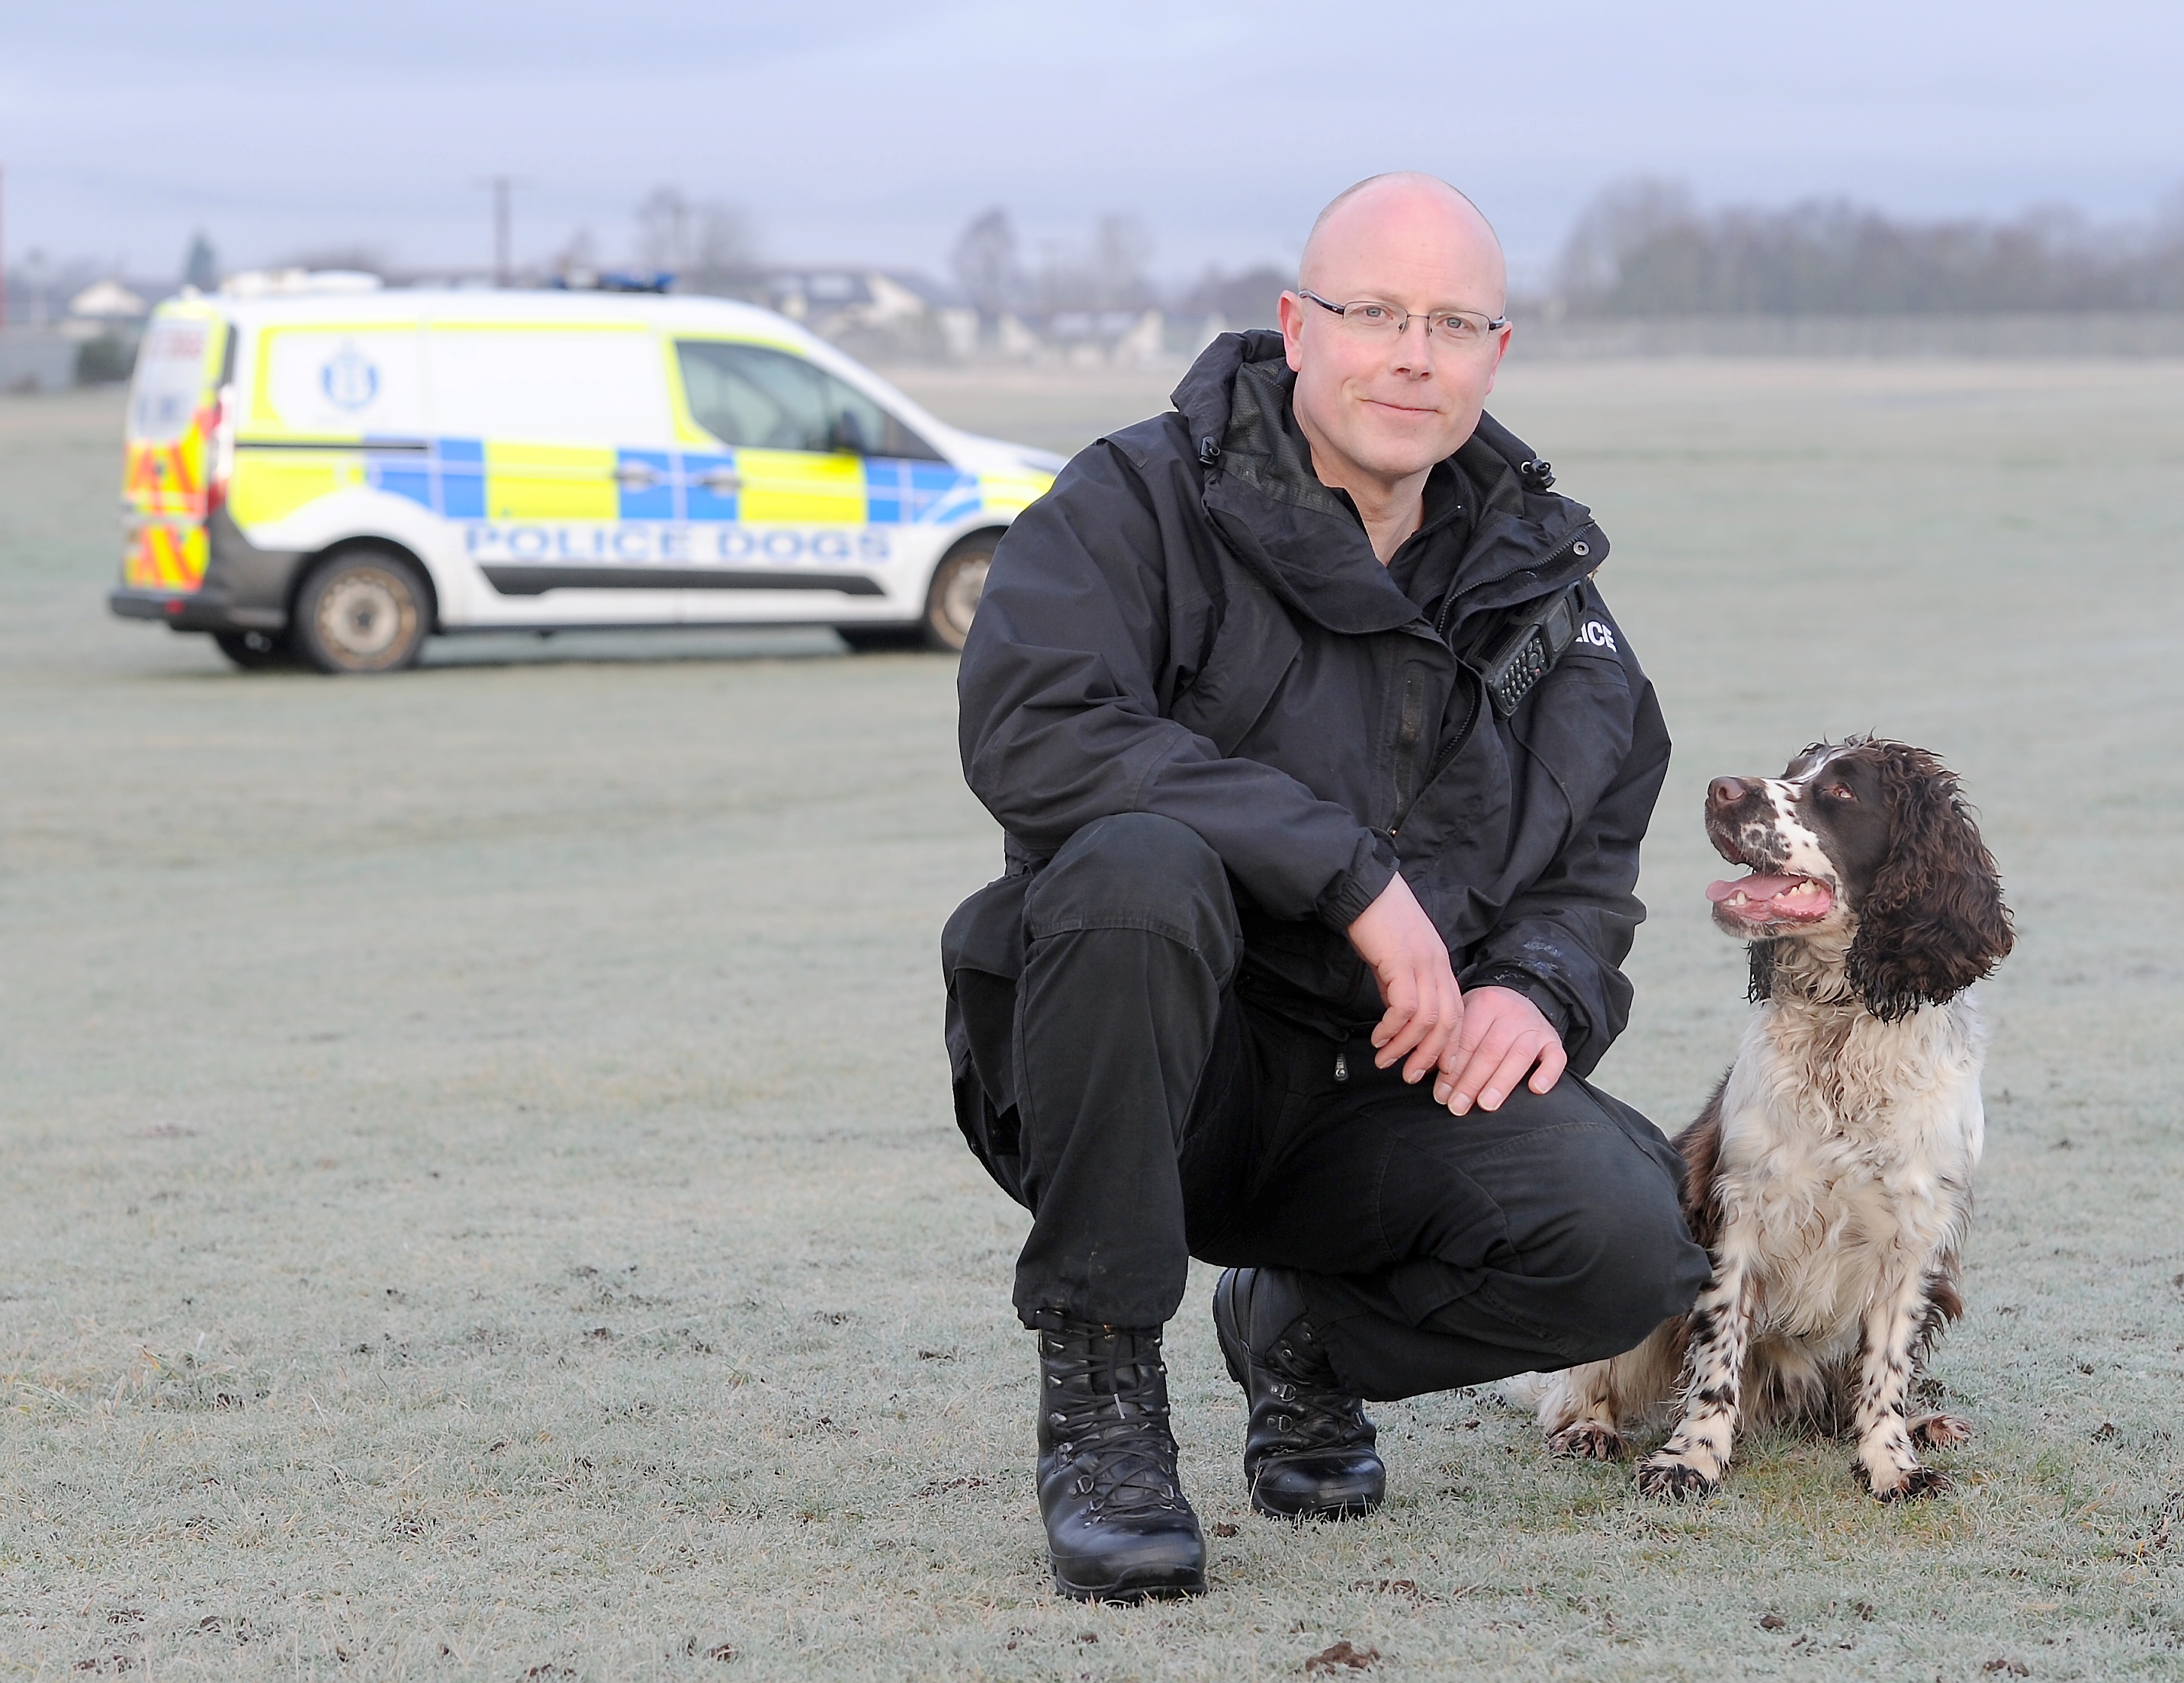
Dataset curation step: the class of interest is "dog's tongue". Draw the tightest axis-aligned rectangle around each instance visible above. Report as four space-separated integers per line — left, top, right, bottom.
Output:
1706 874 1804 904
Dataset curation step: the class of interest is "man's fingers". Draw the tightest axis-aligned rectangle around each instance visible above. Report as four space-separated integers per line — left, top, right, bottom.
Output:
1438 1022 1519 1112
1370 966 1419 1052
1401 976 1462 1083
1376 974 1440 1069
1528 1041 1569 1094
1471 1039 1549 1113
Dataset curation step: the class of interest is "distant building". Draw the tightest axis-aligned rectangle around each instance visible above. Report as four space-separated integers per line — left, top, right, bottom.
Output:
67 278 149 323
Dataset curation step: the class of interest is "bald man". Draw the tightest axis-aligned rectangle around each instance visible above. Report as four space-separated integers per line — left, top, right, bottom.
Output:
943 174 1708 1601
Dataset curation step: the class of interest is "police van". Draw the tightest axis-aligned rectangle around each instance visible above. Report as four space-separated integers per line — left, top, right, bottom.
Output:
109 277 1062 672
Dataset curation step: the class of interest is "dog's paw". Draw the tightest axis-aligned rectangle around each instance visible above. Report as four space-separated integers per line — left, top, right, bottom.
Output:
1909 1412 1973 1450
1547 1420 1628 1461
1636 1455 1718 1502
1860 1462 1951 1502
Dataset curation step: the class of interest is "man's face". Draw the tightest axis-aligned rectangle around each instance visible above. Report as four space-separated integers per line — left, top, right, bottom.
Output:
1279 192 1511 488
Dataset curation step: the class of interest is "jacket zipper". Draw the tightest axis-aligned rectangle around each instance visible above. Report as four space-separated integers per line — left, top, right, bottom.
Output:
1392 672 1483 836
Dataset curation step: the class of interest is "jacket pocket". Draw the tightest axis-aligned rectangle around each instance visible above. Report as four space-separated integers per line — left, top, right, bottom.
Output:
1167 577 1302 756
1511 657 1633 837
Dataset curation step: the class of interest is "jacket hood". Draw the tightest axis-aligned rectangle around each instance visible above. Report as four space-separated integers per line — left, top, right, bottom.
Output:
1170 329 1605 635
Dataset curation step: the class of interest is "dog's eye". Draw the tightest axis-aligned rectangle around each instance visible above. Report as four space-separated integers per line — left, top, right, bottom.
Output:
1825 783 1856 801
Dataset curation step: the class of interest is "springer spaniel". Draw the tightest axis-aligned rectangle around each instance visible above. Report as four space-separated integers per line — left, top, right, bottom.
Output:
1529 737 2014 1500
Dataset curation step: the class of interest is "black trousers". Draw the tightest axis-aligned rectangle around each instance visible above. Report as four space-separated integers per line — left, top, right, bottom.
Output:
946 812 1710 1403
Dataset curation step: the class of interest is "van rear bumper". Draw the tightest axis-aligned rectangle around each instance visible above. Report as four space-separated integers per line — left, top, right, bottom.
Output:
108 511 305 634
108 586 286 631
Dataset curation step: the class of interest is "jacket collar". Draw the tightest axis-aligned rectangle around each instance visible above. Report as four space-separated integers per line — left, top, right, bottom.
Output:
1171 329 1602 638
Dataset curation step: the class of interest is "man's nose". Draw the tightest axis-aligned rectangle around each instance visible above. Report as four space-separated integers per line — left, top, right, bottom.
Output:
1708 776 1752 811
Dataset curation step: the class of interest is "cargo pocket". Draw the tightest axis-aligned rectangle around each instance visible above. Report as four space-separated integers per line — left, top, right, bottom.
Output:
942 874 1033 1206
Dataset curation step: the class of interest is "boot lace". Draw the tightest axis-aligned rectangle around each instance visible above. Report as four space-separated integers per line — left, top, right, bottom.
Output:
1261 1338 1373 1453
1044 1338 1187 1519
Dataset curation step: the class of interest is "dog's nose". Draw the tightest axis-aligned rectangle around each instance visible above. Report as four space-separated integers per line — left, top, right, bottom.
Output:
1708 776 1749 810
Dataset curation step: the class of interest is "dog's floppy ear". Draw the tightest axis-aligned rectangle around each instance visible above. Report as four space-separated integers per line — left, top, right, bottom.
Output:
1845 744 2013 1020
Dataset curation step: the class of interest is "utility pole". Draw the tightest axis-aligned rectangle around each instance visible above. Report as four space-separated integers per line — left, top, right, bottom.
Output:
478 175 529 286
491 175 512 287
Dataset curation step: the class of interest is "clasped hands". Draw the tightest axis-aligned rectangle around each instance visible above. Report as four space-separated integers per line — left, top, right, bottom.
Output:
1345 872 1567 1114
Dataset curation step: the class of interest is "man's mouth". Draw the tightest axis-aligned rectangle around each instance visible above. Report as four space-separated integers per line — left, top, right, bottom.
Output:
1704 873 1835 923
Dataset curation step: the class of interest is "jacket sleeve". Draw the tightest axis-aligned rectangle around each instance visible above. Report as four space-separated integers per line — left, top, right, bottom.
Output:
1459 670 1672 1077
958 438 1396 928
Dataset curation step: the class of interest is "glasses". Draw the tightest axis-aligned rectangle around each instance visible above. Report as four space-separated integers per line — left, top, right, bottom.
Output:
1296 287 1508 349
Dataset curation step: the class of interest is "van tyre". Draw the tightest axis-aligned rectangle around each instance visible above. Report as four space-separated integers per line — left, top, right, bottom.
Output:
294 548 430 674
923 533 997 653
213 629 298 671
837 625 927 653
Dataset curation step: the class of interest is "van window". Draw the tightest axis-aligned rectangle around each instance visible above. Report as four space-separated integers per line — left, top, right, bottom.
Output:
676 340 943 461
129 317 218 442
428 327 671 446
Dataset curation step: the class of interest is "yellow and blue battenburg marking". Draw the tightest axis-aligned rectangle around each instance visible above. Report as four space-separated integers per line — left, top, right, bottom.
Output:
357 439 984 525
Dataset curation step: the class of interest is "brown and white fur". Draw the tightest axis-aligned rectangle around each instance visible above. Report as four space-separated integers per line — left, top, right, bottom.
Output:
1529 738 2013 1501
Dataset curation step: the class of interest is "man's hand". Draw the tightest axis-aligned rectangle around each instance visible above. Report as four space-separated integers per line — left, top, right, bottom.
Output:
1434 985 1567 1115
1345 873 1463 1084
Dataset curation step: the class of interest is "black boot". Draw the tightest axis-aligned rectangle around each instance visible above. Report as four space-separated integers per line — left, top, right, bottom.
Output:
1035 1322 1206 1602
1212 1267 1385 1520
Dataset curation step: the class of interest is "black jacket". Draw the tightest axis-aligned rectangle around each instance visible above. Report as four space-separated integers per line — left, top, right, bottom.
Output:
947 329 1671 1079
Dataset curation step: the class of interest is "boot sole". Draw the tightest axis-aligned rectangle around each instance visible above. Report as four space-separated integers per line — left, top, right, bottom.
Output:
1249 1485 1381 1522
1052 1569 1207 1603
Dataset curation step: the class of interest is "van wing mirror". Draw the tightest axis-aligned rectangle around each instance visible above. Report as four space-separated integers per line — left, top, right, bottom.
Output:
827 408 869 455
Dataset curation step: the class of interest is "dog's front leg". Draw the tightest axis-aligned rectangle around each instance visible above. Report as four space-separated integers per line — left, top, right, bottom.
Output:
1852 1270 1950 1500
1636 1247 1753 1501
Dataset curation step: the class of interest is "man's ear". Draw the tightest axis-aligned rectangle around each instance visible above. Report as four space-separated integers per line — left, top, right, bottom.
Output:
1277 291 1308 372
1484 323 1511 393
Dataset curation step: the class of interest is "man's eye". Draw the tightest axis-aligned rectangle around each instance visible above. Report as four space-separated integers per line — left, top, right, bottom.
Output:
1354 304 1393 322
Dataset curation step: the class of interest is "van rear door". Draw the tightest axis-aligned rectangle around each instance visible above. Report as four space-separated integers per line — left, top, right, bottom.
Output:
120 304 229 596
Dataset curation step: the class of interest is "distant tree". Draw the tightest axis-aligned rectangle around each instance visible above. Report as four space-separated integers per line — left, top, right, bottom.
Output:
181 231 220 291
274 243 389 278
689 203 757 290
951 207 1020 315
636 188 754 290
554 226 601 281
1091 214 1154 310
1554 178 1698 304
635 186 691 273
1175 264 1289 328
1022 213 1156 315
1558 177 2184 315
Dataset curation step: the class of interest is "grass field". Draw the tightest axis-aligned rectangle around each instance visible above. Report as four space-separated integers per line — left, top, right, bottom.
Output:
2 354 2180 1681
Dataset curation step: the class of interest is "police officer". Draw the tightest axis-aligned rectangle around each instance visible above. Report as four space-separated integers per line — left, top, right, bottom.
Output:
942 174 1709 1601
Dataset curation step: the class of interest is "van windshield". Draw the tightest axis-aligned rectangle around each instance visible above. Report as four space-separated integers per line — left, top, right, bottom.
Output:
676 340 943 461
128 317 220 443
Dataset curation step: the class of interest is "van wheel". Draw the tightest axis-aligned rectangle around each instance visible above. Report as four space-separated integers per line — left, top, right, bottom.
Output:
294 549 430 674
924 534 996 653
213 629 297 670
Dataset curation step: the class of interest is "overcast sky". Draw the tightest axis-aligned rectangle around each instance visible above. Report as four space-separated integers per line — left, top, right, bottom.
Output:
5 0 2180 289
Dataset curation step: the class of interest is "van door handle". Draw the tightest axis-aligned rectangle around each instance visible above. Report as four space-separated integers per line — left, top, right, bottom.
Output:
615 462 661 487
695 469 743 494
